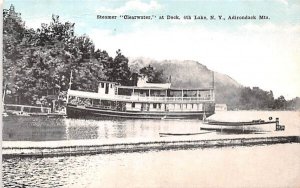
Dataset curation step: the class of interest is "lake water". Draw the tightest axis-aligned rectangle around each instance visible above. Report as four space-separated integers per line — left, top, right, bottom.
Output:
3 111 300 141
2 111 300 187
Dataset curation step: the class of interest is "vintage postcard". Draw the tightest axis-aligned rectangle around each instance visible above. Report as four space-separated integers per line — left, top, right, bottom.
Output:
2 0 300 187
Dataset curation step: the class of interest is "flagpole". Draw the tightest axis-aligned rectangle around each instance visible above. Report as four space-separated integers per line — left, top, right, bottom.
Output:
66 71 72 103
69 71 73 90
212 70 215 101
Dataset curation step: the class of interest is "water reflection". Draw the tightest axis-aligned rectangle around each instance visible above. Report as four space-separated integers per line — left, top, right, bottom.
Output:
3 116 67 141
2 116 201 141
3 111 300 141
64 118 99 140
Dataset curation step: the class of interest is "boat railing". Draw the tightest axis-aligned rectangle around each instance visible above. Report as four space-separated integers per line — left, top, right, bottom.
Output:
106 95 213 102
68 90 213 102
138 96 211 102
4 104 52 114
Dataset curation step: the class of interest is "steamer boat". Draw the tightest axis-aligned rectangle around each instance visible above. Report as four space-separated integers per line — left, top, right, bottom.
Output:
66 77 215 119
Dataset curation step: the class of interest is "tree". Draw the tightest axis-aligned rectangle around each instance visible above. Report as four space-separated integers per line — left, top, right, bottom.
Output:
104 49 131 85
286 97 300 110
3 6 112 104
274 95 286 109
239 87 276 110
139 65 166 83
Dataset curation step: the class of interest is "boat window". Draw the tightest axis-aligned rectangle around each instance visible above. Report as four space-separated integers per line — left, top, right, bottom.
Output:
92 99 99 106
132 102 135 108
158 103 161 109
153 103 157 108
105 83 109 94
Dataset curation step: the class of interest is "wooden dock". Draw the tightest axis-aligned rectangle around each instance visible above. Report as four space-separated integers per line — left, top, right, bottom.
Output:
3 134 300 158
3 104 66 117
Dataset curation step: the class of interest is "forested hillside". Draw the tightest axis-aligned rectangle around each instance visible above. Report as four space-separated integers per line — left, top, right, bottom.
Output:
129 58 300 110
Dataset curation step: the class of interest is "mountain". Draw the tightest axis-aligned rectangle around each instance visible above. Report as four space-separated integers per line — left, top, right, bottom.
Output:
129 57 243 109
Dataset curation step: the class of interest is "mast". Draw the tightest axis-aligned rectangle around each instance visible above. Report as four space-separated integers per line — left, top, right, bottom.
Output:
212 70 215 101
212 70 214 89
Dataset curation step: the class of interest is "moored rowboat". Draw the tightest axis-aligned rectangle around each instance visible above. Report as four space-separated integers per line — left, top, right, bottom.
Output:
200 118 285 133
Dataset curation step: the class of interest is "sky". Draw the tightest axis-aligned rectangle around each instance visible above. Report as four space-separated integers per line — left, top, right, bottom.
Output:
2 0 300 99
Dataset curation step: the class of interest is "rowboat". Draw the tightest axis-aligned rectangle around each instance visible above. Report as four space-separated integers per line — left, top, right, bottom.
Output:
159 131 213 137
200 118 285 133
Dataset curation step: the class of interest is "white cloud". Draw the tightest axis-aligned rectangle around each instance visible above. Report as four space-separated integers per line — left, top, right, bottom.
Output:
96 0 161 14
89 23 300 99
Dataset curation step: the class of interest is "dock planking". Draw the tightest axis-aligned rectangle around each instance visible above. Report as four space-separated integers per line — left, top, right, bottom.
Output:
3 135 300 158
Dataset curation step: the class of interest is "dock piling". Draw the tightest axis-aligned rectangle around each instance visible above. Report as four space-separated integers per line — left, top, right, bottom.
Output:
275 118 285 131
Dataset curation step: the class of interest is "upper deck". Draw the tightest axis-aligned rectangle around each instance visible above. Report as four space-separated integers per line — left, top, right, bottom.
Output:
68 80 215 103
68 89 214 103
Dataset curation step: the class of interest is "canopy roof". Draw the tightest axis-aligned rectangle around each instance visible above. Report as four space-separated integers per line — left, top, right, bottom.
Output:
117 85 213 91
